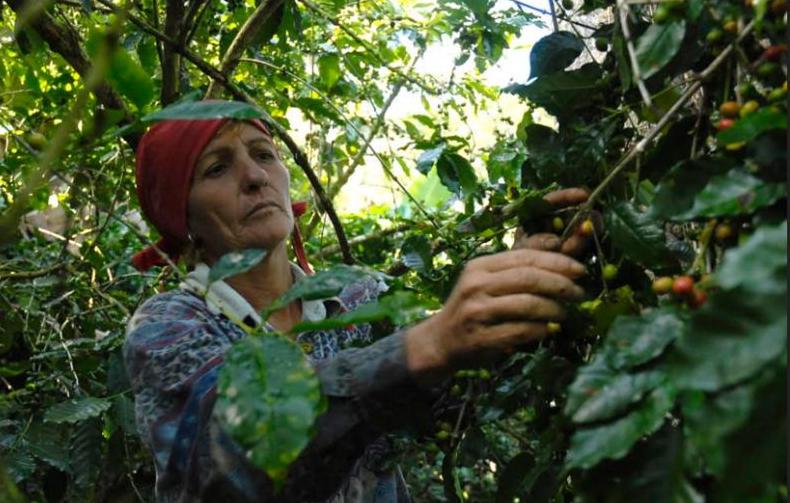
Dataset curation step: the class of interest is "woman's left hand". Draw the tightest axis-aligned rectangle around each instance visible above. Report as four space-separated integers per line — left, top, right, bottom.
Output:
513 188 599 256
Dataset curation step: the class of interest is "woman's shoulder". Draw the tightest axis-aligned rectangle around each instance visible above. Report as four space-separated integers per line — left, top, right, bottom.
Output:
124 288 216 347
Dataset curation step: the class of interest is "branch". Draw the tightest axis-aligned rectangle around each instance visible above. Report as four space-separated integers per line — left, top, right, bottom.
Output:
298 0 438 94
561 19 756 238
617 0 653 108
205 0 284 99
96 0 355 264
161 0 185 105
511 0 597 30
314 223 412 259
0 8 123 245
0 264 65 281
5 0 140 149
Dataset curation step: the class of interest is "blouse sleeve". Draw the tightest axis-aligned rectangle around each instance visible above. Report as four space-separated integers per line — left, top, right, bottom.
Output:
123 291 437 503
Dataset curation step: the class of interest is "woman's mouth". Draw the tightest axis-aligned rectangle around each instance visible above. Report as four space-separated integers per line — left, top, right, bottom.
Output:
246 202 280 219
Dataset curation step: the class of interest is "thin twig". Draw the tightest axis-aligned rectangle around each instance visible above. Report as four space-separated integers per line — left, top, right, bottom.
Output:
0 264 66 281
314 223 412 259
547 0 559 31
617 0 653 107
511 0 597 30
561 19 756 238
205 0 285 99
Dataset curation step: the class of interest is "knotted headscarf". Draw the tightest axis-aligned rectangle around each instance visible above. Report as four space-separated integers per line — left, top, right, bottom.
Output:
132 114 313 274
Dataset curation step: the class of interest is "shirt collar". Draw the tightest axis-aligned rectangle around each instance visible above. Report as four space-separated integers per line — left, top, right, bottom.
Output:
179 262 342 329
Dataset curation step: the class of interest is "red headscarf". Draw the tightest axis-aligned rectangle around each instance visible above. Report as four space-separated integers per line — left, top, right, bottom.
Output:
132 115 313 274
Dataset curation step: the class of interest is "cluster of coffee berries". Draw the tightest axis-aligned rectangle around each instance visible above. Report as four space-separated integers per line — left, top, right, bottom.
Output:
652 275 708 308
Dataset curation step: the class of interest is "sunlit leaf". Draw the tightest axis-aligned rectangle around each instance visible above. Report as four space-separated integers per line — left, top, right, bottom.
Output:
636 21 686 79
142 100 265 122
208 249 268 284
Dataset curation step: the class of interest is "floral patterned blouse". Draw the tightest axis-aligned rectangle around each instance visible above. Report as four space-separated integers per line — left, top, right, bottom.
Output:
124 263 434 502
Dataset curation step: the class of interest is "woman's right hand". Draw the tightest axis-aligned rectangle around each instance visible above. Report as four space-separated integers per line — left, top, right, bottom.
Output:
404 248 586 380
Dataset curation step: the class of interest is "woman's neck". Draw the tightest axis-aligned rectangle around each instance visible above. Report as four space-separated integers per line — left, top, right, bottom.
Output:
223 244 295 315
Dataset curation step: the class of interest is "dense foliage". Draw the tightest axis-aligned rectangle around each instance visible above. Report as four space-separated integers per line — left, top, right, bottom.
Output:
0 0 786 502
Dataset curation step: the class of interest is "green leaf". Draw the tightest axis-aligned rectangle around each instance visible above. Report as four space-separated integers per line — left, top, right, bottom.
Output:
136 37 158 75
401 235 433 273
635 21 686 79
318 53 342 89
649 158 733 219
216 335 324 483
565 355 665 424
436 151 478 197
266 265 384 316
69 418 101 491
111 395 137 436
44 397 112 424
208 249 268 284
142 100 265 122
108 46 155 109
416 144 446 175
715 221 787 293
290 291 427 333
669 222 787 391
4 450 35 483
716 107 787 144
505 63 603 117
566 386 675 469
672 169 785 220
529 31 584 79
25 421 69 471
604 308 686 370
605 202 675 268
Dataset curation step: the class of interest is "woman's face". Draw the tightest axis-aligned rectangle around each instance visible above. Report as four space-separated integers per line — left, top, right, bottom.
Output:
187 121 293 264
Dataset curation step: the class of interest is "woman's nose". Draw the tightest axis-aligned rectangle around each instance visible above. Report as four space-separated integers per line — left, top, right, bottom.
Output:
239 154 269 192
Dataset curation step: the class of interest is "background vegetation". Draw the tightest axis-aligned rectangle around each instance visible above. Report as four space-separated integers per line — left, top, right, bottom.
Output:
0 0 786 501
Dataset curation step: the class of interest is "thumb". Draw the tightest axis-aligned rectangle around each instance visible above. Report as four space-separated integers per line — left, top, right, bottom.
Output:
515 232 562 251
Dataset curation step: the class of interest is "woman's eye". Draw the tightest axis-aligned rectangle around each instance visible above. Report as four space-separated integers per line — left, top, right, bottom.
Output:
253 150 275 161
205 164 227 177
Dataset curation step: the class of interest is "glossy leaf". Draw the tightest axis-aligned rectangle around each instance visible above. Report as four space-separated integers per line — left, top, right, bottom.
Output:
672 170 785 219
715 221 787 293
566 386 675 469
289 290 426 333
529 31 584 79
605 308 686 370
25 421 69 471
416 144 445 174
605 202 674 268
636 21 686 79
44 397 112 424
649 158 733 219
401 235 433 273
208 249 268 284
5 451 35 484
565 355 665 424
318 53 342 89
216 335 324 482
142 100 265 122
436 151 478 197
70 418 101 490
266 265 384 315
716 107 787 144
504 63 603 117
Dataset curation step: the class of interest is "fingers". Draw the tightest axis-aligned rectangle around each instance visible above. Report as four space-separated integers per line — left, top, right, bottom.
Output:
470 248 587 278
482 321 550 349
559 233 590 256
514 232 562 252
543 187 590 207
485 266 585 300
478 293 566 322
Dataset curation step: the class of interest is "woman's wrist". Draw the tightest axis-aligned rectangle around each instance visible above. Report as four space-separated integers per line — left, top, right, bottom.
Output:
404 316 452 386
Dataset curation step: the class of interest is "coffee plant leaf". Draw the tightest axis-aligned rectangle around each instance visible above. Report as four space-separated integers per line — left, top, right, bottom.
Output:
604 307 686 370
672 169 785 220
605 202 675 268
216 334 325 483
436 151 478 197
5 450 35 484
142 100 265 122
416 144 446 174
529 31 584 79
289 290 427 333
44 397 112 424
25 421 70 471
505 63 604 117
668 287 786 392
716 107 787 144
715 221 786 292
635 21 686 80
208 249 268 284
565 385 676 469
401 235 433 273
69 418 102 491
649 158 734 219
565 355 665 424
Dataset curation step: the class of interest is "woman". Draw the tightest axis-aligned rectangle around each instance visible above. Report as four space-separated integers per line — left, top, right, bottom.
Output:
124 107 589 502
